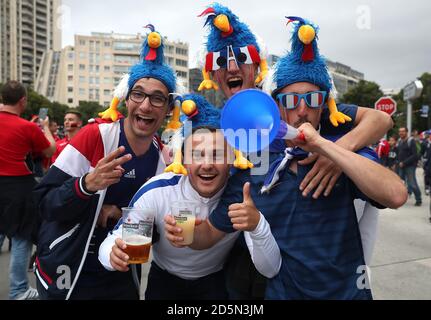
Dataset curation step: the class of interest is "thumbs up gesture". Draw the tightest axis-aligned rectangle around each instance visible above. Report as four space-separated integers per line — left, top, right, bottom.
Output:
228 182 261 232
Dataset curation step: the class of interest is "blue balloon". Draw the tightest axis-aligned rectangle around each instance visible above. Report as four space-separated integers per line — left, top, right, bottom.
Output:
221 89 280 153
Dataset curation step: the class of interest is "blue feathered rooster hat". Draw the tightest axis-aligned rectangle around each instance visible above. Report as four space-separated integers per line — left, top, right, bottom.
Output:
199 3 260 53
273 17 332 95
177 93 221 138
164 93 222 175
128 24 176 93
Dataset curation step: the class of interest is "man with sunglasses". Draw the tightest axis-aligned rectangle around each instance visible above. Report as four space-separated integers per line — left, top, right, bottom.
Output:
33 26 175 300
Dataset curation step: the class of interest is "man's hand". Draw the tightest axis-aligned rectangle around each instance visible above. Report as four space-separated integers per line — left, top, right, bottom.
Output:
85 146 131 192
97 205 122 228
292 123 342 198
298 154 342 198
41 116 50 128
110 238 130 272
164 215 187 248
228 182 260 231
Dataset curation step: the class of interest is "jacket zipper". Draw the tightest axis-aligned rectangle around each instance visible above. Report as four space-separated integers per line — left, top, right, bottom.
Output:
49 223 80 250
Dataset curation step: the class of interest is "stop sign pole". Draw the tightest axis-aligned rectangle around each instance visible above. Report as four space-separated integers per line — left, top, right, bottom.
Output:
375 96 397 116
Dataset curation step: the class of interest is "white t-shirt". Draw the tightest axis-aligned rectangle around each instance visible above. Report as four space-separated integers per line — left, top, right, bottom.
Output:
354 199 379 266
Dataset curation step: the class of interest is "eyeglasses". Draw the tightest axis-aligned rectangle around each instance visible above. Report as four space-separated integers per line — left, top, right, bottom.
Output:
129 90 168 108
276 91 327 110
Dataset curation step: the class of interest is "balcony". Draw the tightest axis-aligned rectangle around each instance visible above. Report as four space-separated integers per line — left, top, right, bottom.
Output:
36 23 47 32
21 41 33 50
36 3 47 14
21 2 34 13
36 38 47 47
22 25 34 34
21 12 34 23
36 16 47 26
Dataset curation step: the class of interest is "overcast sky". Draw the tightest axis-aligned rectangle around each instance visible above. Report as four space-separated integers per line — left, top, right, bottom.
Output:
60 0 431 90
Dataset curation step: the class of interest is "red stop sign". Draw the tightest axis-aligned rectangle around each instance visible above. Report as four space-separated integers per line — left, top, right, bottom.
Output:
375 97 397 116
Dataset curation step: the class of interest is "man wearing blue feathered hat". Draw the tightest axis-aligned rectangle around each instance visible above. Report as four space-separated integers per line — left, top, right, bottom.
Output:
33 25 176 300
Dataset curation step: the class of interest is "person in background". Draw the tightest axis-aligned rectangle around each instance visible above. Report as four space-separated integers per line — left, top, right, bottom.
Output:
0 80 56 300
376 138 390 167
397 127 422 206
387 135 398 172
51 111 83 163
420 133 430 195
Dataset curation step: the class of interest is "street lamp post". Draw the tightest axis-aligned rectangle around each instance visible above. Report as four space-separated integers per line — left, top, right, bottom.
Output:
403 80 423 133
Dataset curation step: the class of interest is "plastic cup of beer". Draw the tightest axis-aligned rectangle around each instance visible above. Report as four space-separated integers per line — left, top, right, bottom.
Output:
121 207 155 264
171 201 205 246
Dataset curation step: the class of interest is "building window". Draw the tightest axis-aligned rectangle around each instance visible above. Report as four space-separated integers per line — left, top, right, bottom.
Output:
79 64 85 70
104 66 110 72
104 77 111 84
104 89 111 96
79 76 86 83
68 87 73 93
113 55 139 64
104 41 110 47
79 40 86 46
67 75 73 81
175 59 187 67
112 65 131 74
104 54 111 61
166 45 174 54
68 98 73 103
68 52 74 59
175 47 188 56
113 41 140 52
79 88 85 95
177 71 187 78
79 52 86 59
165 57 174 66
68 64 73 71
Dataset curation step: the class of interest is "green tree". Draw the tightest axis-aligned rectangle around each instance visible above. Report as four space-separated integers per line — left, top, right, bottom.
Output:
341 80 384 108
76 101 105 124
22 88 52 120
51 102 70 123
0 83 69 123
412 72 431 132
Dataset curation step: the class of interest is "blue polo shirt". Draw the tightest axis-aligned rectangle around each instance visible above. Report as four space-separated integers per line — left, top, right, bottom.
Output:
210 149 379 299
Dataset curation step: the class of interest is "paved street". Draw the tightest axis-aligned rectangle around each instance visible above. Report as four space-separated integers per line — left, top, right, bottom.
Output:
1 169 430 300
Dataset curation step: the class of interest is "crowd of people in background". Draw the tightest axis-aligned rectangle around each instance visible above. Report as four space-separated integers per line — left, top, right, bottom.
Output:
375 127 430 216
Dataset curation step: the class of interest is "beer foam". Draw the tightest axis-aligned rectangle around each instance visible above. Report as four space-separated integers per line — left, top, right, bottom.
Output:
124 235 151 246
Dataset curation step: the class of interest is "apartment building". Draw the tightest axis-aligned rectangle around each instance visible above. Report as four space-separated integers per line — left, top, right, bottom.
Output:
0 0 61 85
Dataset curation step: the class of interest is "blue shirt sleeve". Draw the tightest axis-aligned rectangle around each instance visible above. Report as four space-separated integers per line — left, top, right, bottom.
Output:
209 171 248 233
320 104 358 136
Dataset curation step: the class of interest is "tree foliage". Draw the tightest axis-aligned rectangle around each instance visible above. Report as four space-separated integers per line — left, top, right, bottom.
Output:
341 80 384 108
